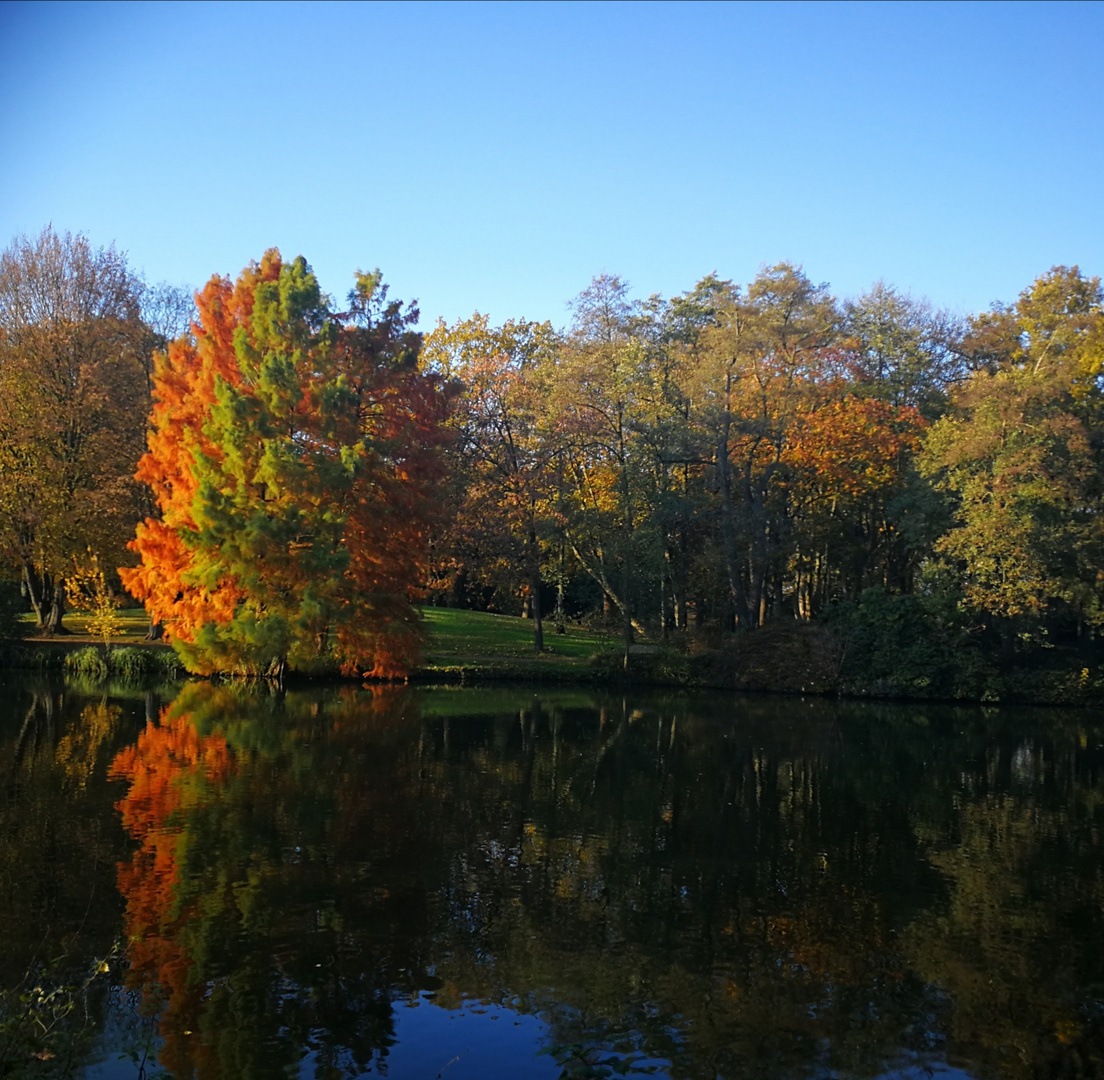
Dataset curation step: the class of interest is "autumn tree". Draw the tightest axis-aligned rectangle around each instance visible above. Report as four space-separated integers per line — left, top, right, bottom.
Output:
0 227 149 632
785 394 928 614
688 264 838 628
121 250 452 678
422 314 558 651
550 275 658 648
922 266 1104 642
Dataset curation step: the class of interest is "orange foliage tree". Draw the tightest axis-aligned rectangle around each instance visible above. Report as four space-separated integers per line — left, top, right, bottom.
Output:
785 394 928 614
121 251 452 678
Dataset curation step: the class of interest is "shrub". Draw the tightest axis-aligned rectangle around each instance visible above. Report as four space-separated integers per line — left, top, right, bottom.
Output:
823 587 992 700
64 645 108 680
63 644 185 684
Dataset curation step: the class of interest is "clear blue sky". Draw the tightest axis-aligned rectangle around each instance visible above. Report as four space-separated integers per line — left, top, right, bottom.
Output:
1 0 1101 328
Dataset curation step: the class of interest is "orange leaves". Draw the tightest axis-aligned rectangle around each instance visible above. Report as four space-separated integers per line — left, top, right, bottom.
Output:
124 249 450 676
786 396 926 503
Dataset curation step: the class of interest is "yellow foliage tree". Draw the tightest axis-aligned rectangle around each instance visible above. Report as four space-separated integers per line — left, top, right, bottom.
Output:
65 550 122 648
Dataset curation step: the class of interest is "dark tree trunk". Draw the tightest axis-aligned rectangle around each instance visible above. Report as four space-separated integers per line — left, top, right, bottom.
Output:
146 618 165 641
46 581 66 634
717 424 752 630
23 565 68 635
528 524 544 654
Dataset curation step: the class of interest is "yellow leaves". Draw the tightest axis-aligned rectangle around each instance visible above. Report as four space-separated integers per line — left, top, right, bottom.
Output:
65 549 122 645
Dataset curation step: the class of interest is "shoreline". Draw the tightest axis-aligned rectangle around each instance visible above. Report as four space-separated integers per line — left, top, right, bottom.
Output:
3 633 1102 709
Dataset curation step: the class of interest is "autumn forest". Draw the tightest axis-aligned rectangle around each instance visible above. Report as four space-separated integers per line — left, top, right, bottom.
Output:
1 226 1102 701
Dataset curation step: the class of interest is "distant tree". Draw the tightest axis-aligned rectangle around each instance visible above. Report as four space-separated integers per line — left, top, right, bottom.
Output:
690 263 838 628
553 274 655 648
121 250 452 678
842 282 965 416
138 280 196 386
422 314 558 651
0 226 148 633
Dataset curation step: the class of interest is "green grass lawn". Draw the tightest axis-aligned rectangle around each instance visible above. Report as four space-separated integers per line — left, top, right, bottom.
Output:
419 607 615 676
15 604 618 681
18 606 159 643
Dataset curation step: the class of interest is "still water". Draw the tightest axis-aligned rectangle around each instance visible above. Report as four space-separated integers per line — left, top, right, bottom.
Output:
1 675 1103 1079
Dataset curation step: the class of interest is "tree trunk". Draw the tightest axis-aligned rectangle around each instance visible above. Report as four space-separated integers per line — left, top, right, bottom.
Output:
528 525 544 654
716 423 753 630
46 580 66 634
659 562 668 642
23 565 68 635
146 618 165 641
22 562 47 630
568 539 648 638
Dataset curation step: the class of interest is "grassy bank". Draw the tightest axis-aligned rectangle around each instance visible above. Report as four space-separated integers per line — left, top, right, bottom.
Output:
5 604 1102 706
417 607 616 683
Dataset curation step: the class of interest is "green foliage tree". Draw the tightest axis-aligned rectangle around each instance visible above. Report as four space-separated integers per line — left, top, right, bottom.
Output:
922 267 1104 641
122 250 452 678
422 314 559 651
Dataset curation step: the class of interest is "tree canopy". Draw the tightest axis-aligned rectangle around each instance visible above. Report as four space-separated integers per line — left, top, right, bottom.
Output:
1 220 1101 695
121 250 452 678
0 227 149 632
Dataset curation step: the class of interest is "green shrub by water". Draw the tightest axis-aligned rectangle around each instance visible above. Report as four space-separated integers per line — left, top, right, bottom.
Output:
64 645 184 683
824 587 990 700
64 646 109 680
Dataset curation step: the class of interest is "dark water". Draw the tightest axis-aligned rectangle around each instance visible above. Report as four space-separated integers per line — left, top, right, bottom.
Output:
1 676 1103 1079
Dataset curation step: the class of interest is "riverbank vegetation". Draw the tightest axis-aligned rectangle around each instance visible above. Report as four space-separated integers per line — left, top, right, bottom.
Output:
1 226 1102 700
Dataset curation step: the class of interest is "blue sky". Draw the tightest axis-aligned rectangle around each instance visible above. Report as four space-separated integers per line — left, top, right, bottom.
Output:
1 0 1101 329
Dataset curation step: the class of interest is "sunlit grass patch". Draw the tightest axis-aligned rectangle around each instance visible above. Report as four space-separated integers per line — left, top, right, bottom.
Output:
419 607 613 664
18 606 154 641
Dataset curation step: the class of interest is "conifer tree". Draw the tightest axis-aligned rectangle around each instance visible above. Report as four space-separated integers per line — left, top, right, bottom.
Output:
121 251 451 678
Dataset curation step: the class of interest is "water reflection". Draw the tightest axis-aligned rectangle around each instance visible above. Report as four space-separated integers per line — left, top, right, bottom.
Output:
1 678 1103 1078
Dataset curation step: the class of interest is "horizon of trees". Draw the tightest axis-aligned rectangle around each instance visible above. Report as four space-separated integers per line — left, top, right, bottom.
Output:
0 224 1101 679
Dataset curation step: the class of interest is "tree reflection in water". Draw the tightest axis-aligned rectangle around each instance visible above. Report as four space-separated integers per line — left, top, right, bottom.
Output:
2 678 1103 1078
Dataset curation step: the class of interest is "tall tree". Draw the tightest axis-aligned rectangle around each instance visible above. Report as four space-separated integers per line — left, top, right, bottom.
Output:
922 266 1104 641
121 250 451 678
552 275 655 648
842 282 965 416
422 314 558 652
690 264 838 628
0 226 148 632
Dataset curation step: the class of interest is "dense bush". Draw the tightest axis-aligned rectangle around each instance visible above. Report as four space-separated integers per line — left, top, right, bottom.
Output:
63 645 184 683
824 587 992 700
64 645 109 680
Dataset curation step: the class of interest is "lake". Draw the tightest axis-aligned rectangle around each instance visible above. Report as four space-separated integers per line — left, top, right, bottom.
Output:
1 674 1102 1079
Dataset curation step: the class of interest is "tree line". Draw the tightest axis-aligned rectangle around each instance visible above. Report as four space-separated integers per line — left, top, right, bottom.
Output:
1 225 1101 687
424 259 1104 692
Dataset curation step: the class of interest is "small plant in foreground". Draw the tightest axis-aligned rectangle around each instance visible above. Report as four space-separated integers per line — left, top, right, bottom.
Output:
64 551 121 649
64 646 108 681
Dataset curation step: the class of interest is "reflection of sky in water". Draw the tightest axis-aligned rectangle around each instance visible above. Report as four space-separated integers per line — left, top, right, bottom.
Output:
350 994 559 1079
878 1069 976 1080
82 992 673 1080
82 996 978 1080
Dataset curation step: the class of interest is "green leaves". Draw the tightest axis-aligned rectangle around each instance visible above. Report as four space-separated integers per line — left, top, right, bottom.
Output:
128 250 450 678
